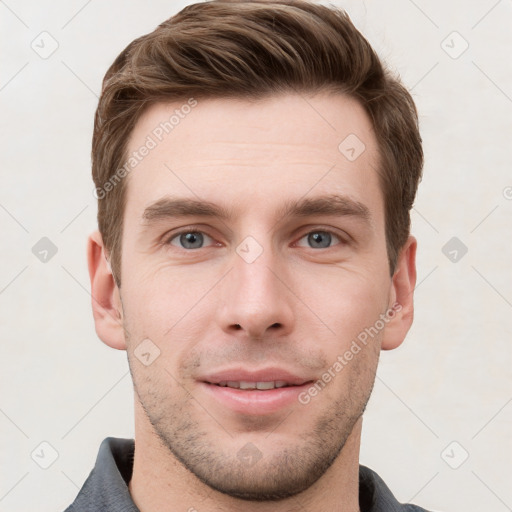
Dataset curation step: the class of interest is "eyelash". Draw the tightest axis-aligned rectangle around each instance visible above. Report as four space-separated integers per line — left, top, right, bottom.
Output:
163 225 348 250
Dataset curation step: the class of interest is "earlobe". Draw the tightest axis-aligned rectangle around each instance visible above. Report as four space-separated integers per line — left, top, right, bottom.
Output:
381 235 417 351
87 230 126 350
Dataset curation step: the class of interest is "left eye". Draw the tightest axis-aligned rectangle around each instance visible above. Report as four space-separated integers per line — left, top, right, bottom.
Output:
296 230 343 249
168 231 215 249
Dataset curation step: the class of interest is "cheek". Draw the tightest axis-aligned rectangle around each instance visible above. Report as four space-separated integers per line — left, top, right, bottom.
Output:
298 267 389 344
121 260 214 329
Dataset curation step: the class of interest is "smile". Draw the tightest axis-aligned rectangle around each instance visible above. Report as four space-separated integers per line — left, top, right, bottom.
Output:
213 380 300 390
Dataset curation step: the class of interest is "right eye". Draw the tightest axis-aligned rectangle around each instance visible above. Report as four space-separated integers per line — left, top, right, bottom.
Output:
166 230 216 250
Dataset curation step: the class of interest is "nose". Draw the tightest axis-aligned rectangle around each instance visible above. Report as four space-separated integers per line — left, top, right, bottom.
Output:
216 241 295 341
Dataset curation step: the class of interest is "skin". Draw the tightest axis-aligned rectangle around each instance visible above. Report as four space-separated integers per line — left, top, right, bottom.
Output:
87 92 417 512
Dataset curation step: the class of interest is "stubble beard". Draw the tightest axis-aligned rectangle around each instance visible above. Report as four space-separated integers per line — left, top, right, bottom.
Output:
128 354 377 502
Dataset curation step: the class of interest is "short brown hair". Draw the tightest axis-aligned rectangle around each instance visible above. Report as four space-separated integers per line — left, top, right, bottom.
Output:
92 0 423 287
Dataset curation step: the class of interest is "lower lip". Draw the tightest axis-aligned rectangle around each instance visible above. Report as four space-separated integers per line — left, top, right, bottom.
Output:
200 382 312 415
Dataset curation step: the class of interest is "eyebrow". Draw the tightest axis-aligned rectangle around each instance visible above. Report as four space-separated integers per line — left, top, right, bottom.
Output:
141 193 372 227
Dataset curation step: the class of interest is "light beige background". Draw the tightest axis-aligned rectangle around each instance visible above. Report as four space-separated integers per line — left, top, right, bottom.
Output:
1 1 511 511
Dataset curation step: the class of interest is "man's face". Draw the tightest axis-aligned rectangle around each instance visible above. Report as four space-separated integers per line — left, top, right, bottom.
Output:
115 93 400 499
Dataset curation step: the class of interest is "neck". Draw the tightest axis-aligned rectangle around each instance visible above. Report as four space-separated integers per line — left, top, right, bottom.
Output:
128 400 362 512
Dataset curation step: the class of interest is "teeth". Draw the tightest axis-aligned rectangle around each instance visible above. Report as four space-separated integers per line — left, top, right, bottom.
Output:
215 380 294 390
239 381 257 389
256 381 274 390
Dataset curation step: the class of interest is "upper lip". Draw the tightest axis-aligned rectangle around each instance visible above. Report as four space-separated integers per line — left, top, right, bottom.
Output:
200 367 314 386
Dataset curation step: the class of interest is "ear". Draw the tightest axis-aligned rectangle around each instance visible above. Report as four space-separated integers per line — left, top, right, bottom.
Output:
381 235 417 351
87 229 126 350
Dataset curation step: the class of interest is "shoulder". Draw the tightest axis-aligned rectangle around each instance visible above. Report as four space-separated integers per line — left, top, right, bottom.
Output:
359 464 437 512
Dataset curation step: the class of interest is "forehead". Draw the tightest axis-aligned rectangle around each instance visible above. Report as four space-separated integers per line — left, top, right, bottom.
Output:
122 93 383 228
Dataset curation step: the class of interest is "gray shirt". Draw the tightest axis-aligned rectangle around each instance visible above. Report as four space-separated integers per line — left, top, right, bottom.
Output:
63 437 433 511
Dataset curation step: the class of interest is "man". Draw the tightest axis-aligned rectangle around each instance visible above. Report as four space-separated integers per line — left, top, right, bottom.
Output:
66 0 430 510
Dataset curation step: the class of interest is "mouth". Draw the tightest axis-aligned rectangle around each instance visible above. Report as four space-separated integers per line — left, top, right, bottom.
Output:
198 369 315 415
209 380 308 390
